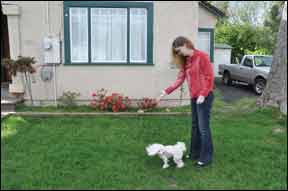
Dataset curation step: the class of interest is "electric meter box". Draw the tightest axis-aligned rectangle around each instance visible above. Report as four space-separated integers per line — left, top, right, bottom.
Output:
43 36 60 64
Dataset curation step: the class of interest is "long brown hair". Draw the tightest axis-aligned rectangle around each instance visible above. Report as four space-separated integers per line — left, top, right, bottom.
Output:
171 36 195 67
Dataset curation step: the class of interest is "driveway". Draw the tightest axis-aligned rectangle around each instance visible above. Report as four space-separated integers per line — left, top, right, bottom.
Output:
214 77 258 103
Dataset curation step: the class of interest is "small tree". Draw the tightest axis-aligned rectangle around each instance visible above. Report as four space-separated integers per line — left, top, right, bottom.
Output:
2 56 36 104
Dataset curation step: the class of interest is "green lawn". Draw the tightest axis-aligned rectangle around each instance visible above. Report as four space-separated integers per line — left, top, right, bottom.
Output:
1 105 287 189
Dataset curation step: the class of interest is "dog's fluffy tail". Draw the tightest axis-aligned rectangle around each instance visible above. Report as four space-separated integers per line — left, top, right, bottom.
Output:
146 144 163 156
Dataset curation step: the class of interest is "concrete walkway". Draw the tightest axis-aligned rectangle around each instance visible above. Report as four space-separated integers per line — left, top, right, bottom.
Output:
1 83 23 120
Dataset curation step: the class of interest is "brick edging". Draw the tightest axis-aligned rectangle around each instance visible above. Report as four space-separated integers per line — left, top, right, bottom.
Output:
13 112 192 117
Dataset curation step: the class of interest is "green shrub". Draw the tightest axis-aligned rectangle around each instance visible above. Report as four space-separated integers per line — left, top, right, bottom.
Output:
58 91 80 107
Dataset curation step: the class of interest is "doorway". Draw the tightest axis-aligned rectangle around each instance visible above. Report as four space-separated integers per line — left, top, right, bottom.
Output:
1 8 11 83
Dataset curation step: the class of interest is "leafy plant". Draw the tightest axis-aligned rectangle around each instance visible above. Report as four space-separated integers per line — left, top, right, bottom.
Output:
215 21 274 63
2 56 36 76
58 91 80 107
91 89 131 112
91 88 108 105
137 97 158 111
2 56 37 104
245 48 269 55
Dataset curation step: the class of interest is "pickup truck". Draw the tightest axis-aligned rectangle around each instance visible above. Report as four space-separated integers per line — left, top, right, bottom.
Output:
218 55 273 95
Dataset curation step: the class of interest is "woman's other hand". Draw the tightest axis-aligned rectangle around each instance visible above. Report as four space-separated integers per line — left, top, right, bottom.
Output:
196 95 205 104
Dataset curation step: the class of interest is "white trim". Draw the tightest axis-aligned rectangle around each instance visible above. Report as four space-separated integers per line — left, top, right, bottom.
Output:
91 60 127 63
130 60 147 63
2 4 20 16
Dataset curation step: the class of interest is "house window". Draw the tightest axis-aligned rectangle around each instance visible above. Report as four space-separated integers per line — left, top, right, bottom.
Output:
69 8 89 63
130 8 147 63
90 8 128 63
198 28 214 62
64 2 153 65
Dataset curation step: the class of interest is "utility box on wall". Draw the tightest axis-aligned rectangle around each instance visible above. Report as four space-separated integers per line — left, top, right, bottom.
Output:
43 36 60 64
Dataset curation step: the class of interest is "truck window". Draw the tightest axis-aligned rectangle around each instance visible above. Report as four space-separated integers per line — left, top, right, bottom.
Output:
243 57 253 67
254 56 273 67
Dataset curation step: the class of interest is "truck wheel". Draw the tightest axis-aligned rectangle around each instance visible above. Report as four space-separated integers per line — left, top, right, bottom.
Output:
222 72 232 86
254 79 266 95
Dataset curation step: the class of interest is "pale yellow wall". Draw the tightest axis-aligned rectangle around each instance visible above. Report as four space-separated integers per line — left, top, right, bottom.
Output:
198 5 217 28
2 3 21 59
3 1 200 105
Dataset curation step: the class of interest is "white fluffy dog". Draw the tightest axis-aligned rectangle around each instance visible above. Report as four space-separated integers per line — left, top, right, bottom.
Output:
146 142 186 169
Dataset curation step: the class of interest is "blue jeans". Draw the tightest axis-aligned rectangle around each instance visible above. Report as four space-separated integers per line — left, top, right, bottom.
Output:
189 92 214 164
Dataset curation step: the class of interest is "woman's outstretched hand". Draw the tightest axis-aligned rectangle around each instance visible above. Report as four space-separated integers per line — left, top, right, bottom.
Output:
156 90 167 104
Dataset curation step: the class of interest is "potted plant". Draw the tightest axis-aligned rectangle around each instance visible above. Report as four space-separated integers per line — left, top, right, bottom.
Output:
2 56 36 103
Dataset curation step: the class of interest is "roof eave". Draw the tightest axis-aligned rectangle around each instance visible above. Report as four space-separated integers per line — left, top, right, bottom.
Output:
199 1 226 18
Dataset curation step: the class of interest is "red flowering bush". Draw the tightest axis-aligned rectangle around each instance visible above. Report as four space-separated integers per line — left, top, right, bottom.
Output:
90 89 131 112
137 97 158 110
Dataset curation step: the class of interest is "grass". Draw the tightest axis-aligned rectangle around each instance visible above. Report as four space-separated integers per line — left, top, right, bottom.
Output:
2 102 287 189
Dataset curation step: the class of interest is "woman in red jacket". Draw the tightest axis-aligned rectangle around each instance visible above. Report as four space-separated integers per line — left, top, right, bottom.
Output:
157 36 215 167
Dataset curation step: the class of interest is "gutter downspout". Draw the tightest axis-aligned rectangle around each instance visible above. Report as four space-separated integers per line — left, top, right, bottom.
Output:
46 1 58 106
54 1 65 107
55 2 65 107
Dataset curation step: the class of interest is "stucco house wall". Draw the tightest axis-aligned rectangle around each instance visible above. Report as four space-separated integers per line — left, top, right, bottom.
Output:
2 1 221 106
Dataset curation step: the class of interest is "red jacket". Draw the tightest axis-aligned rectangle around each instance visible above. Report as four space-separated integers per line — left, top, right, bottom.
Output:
164 50 214 98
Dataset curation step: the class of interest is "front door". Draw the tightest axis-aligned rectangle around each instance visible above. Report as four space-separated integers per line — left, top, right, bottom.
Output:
1 10 11 83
